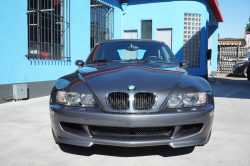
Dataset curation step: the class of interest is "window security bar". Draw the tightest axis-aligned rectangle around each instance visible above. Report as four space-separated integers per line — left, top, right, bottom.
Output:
90 0 114 49
27 0 70 61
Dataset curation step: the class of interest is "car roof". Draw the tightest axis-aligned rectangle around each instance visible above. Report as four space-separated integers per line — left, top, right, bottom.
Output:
100 39 165 44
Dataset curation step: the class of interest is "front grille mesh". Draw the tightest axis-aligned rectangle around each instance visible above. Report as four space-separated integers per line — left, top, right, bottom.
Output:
107 92 129 110
88 126 174 137
134 92 156 110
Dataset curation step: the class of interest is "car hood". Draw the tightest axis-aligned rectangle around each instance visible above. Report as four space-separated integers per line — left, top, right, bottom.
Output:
78 62 186 92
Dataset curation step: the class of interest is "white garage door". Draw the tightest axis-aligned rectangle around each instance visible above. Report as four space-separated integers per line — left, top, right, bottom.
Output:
123 30 138 39
156 28 172 50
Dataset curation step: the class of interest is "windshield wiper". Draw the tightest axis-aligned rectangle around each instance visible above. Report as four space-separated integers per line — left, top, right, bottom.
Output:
124 59 150 63
90 60 113 63
153 61 174 63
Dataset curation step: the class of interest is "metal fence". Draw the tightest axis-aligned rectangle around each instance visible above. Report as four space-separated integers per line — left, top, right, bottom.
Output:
217 39 249 73
246 34 250 62
90 0 114 49
27 0 70 61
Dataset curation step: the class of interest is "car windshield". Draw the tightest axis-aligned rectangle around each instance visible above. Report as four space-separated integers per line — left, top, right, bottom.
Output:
86 41 178 64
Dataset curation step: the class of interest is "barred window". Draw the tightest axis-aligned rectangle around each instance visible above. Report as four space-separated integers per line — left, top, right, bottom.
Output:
27 0 70 60
91 0 114 49
183 13 201 68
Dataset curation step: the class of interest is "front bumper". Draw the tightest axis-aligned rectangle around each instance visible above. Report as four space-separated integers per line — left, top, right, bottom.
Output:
50 104 214 148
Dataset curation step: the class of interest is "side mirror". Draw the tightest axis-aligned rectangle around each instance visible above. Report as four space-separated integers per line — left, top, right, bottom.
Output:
179 60 189 68
75 60 84 68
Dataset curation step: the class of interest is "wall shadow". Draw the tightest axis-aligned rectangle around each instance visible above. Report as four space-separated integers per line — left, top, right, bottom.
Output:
126 0 202 6
59 144 195 157
174 25 207 78
29 60 71 66
103 0 122 8
209 74 250 99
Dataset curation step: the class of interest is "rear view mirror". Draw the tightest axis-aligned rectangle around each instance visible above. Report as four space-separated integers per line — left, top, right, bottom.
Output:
179 60 189 68
125 43 139 51
75 60 84 68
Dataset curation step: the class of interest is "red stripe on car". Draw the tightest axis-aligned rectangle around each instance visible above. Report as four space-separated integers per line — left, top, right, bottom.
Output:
70 81 86 91
83 66 183 79
92 44 100 61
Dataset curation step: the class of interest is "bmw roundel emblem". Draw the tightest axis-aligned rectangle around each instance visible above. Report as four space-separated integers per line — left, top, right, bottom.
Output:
127 85 136 90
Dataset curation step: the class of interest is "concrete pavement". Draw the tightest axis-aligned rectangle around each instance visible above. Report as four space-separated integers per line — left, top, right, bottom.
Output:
0 74 250 166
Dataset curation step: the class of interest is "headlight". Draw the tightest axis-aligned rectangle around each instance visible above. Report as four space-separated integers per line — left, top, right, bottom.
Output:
66 92 81 106
81 93 96 107
56 91 97 108
165 92 207 108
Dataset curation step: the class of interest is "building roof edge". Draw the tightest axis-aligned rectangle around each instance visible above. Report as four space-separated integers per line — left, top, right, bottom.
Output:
207 0 223 22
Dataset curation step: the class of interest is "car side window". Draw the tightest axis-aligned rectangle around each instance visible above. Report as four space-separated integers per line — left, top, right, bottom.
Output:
158 49 164 60
161 46 174 62
137 50 146 59
117 50 123 59
97 49 105 60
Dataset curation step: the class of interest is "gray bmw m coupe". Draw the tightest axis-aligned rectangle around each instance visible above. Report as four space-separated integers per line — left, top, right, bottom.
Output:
50 39 214 148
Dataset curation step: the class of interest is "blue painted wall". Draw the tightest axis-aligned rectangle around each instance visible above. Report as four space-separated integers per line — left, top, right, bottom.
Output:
0 0 121 85
0 0 220 85
120 0 219 76
211 25 218 73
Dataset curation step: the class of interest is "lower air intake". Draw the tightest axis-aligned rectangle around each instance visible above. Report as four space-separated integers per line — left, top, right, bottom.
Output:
88 126 174 137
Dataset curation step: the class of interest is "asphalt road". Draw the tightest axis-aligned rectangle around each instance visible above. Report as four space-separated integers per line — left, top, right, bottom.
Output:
0 74 250 166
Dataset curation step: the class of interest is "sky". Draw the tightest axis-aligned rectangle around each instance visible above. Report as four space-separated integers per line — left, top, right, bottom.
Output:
218 0 250 38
